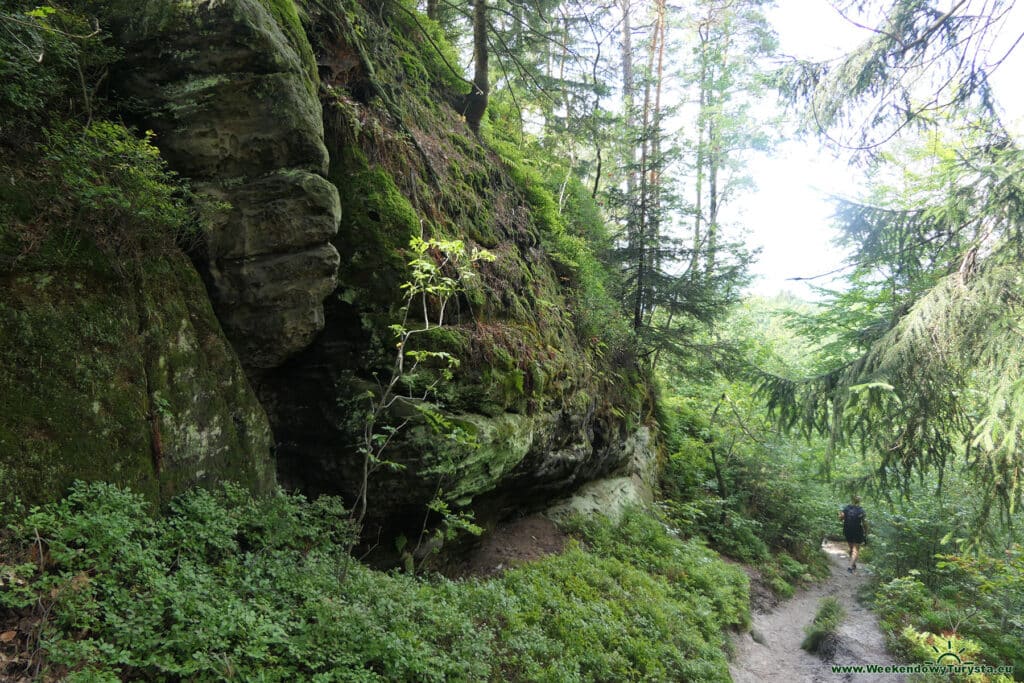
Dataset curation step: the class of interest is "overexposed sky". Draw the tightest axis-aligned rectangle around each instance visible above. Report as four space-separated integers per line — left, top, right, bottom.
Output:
740 1 1024 299
739 2 870 299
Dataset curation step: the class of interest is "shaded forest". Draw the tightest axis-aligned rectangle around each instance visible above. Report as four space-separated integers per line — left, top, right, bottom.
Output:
1 0 1023 680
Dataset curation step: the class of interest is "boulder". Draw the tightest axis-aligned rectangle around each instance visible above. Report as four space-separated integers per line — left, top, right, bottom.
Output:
107 0 341 369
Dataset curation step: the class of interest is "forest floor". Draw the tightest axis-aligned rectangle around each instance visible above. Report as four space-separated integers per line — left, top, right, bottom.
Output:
729 541 905 683
448 519 906 682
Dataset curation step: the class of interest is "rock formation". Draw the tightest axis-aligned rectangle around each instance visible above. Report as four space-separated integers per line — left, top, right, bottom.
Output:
1 0 656 537
107 0 342 369
0 251 275 504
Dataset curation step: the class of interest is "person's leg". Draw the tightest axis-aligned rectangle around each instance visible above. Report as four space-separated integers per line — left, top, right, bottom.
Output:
851 543 860 569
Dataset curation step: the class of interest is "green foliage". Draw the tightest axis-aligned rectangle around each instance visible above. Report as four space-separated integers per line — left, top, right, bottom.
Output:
659 390 833 571
868 482 979 588
485 118 632 354
1 483 752 682
350 234 494 536
1 483 364 680
0 2 119 141
486 547 733 682
778 0 1005 153
0 3 194 275
657 297 833 595
759 128 1024 519
873 544 1024 676
562 508 751 631
801 597 845 654
1 121 198 273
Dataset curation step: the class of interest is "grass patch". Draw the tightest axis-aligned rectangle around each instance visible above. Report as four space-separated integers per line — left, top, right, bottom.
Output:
801 597 845 655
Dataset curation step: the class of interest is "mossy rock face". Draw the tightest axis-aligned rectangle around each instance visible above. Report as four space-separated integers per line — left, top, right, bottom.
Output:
260 0 648 544
104 0 341 369
0 251 275 507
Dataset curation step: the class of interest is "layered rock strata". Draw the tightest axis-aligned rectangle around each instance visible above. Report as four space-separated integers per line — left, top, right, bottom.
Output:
108 0 341 368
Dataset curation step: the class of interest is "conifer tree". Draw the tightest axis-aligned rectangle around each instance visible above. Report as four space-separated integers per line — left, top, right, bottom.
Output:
764 0 1024 514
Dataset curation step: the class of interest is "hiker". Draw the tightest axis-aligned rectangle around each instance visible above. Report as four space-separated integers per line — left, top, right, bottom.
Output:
838 496 868 573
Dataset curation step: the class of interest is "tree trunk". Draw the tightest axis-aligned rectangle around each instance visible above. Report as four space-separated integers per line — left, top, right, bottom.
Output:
620 0 636 197
651 0 666 278
706 118 719 279
690 22 709 278
463 0 489 134
635 0 656 332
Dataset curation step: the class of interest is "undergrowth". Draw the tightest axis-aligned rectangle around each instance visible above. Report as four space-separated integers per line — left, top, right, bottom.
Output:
872 550 1023 680
1 2 201 274
1 483 749 682
660 430 833 597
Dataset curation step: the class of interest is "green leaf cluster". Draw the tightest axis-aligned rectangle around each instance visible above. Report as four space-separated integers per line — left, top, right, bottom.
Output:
874 545 1024 676
657 299 834 585
0 1 119 141
1 121 198 274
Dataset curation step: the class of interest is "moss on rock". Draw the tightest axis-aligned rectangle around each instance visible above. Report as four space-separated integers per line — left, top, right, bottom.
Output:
253 0 649 548
0 249 275 507
103 0 341 369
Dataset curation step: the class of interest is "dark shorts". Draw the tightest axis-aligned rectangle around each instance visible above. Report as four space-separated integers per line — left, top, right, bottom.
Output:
844 529 865 544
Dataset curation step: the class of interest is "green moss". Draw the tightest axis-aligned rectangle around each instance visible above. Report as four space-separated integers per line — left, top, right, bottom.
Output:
405 326 471 357
0 270 157 505
388 0 468 96
437 412 542 504
258 0 319 96
298 0 648 520
331 148 421 313
137 255 275 499
0 249 274 508
479 367 527 411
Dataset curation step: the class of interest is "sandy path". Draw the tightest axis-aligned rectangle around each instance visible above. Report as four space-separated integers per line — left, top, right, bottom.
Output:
729 541 905 683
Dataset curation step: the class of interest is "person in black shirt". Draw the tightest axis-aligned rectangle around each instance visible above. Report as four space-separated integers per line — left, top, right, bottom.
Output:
838 495 868 573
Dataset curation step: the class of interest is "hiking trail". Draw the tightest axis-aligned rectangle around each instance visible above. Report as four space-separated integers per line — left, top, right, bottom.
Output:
729 541 905 683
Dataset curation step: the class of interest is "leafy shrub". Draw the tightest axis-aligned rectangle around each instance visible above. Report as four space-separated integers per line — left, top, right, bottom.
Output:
875 574 932 631
869 490 975 587
482 547 734 682
873 549 1024 677
562 507 751 631
1 484 752 682
761 563 795 599
0 2 119 143
660 428 833 589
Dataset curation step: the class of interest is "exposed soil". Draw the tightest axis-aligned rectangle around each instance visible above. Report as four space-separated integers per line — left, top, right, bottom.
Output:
729 541 905 683
447 514 569 578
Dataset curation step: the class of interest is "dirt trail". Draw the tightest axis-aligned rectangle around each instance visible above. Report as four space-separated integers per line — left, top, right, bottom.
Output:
729 541 904 683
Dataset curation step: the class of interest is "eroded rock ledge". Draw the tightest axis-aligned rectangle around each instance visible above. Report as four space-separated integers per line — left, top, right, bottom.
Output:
108 0 341 368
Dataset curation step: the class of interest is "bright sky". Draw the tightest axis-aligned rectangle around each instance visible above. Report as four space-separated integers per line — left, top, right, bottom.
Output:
740 1 1024 300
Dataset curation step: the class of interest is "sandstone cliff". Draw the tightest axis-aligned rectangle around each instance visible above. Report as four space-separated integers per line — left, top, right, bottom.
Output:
0 0 654 537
